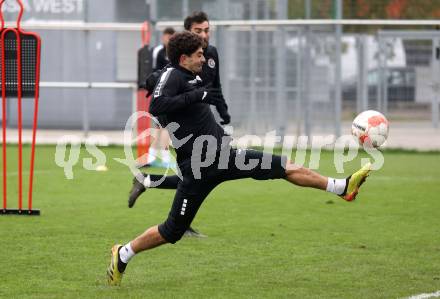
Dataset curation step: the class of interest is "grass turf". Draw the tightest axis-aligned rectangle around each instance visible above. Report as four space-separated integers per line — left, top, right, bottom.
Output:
1 145 439 298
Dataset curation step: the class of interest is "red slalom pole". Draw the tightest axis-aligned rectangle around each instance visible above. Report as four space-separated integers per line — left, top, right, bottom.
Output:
1 0 6 211
136 90 151 165
136 21 152 167
28 35 41 212
17 30 23 211
1 45 6 211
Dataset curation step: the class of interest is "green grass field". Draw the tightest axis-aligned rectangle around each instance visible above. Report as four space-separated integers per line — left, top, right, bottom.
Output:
1 145 440 298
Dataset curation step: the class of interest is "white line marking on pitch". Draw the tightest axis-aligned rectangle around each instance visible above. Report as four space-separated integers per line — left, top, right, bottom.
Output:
406 290 440 299
6 170 54 176
372 176 439 182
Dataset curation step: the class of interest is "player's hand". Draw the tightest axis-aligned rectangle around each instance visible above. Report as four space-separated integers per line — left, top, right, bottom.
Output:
203 87 224 106
186 87 223 104
216 103 231 125
145 71 161 97
220 112 231 125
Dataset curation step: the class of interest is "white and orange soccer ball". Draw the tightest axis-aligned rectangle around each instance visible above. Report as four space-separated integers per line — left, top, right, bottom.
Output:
352 110 389 148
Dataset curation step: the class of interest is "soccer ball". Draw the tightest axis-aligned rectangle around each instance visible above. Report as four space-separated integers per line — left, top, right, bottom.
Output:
352 110 389 148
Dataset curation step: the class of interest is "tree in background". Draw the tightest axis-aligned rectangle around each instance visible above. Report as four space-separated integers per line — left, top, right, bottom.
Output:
288 0 440 19
345 0 440 19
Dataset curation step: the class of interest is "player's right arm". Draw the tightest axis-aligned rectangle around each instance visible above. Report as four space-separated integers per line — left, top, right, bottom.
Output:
208 46 231 125
150 69 215 116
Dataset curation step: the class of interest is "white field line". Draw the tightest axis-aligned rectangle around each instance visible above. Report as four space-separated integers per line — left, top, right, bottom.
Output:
5 170 54 177
372 176 439 182
405 290 440 299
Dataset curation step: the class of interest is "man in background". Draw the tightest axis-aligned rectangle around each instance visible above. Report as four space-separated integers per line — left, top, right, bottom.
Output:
184 11 230 126
152 27 175 71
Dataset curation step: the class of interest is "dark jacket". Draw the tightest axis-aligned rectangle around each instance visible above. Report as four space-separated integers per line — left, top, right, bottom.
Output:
200 45 230 124
150 65 231 165
151 45 169 72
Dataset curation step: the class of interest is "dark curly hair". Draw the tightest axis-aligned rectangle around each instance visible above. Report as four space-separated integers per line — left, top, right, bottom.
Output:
166 31 204 66
184 11 209 30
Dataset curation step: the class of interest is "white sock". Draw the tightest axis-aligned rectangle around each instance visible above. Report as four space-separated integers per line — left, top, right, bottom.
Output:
326 178 347 195
119 242 135 264
147 148 157 163
143 174 151 188
161 149 171 163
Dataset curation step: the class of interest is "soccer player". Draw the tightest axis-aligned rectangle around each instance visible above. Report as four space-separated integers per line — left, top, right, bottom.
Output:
152 27 175 71
129 11 230 237
184 11 230 126
144 27 176 168
108 31 372 286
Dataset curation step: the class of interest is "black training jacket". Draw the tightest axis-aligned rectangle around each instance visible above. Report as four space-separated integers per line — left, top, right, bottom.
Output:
150 65 231 165
151 45 169 72
201 45 228 112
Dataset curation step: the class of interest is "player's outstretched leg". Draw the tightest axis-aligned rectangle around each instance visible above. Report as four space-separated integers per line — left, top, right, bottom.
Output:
284 161 372 201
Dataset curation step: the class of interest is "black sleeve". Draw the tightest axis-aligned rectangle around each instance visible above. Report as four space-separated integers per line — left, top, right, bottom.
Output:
211 47 223 90
155 49 169 71
212 48 228 106
144 70 161 95
211 47 230 116
150 69 199 116
137 45 152 89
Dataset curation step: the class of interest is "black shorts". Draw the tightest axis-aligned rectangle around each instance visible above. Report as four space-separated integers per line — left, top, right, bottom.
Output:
158 148 287 243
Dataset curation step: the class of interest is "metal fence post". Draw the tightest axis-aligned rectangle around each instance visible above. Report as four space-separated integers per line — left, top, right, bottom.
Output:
249 25 257 134
83 85 90 138
303 29 312 139
383 41 389 115
132 85 138 139
263 1 271 133
334 0 343 137
296 28 303 137
303 0 312 139
305 0 311 19
432 38 440 128
148 0 157 22
217 0 229 122
377 36 389 114
182 0 189 20
356 35 368 112
377 36 384 112
83 4 90 138
276 0 288 137
248 1 258 134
